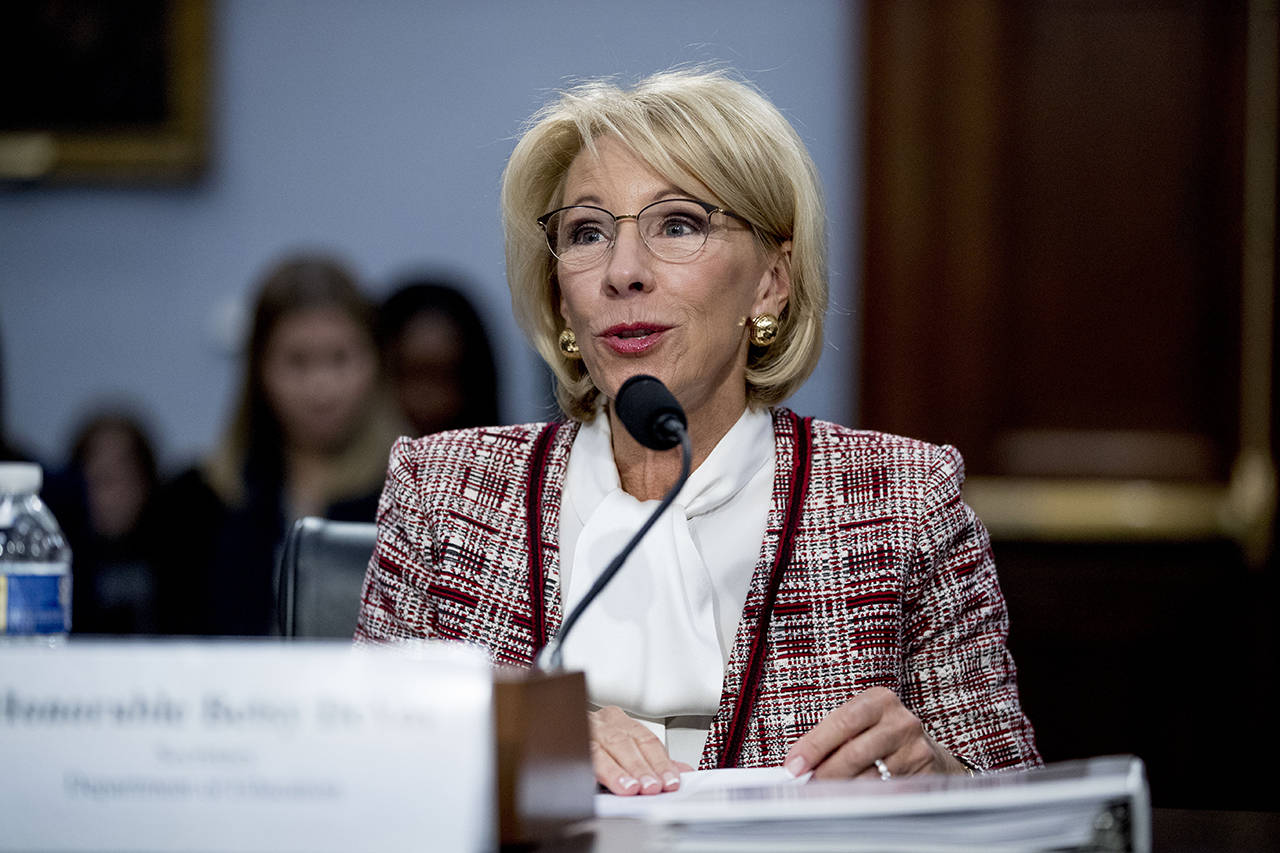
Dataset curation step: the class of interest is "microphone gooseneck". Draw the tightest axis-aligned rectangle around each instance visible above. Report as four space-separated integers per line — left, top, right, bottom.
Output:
536 375 692 672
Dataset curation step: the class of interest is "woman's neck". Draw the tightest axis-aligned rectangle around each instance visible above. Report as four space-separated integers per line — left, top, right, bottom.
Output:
608 395 748 502
283 445 333 519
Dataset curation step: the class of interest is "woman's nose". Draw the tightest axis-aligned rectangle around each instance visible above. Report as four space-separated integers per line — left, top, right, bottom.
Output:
602 220 653 294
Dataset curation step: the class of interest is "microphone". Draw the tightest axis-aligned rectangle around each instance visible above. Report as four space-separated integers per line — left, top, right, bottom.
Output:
613 374 687 450
536 375 692 672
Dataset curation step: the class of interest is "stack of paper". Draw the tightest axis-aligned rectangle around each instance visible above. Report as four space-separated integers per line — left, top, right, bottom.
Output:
596 756 1149 852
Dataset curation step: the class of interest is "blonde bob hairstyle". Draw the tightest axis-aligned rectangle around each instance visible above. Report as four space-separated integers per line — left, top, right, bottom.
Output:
501 68 828 421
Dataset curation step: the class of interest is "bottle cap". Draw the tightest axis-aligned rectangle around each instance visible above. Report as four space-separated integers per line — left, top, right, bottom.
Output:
0 462 43 494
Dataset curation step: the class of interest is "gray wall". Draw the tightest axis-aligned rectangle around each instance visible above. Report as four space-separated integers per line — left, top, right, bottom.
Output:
0 0 860 470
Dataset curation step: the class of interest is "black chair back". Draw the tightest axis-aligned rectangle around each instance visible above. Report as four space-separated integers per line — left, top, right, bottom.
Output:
277 516 377 638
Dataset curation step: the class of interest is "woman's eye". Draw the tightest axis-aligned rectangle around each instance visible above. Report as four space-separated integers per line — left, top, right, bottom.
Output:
658 216 704 238
570 224 608 245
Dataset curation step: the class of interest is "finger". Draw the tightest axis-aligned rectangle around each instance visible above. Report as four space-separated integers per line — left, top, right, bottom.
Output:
663 761 696 792
832 710 937 780
890 732 951 776
784 688 892 776
811 721 900 780
857 755 903 782
591 710 668 795
589 708 653 794
631 727 684 792
855 736 932 781
589 739 643 795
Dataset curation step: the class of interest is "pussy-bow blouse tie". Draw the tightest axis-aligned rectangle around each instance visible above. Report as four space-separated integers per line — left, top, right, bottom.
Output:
562 410 771 718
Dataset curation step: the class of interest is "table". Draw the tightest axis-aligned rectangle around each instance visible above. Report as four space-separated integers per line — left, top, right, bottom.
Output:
1152 807 1280 852
522 808 1280 852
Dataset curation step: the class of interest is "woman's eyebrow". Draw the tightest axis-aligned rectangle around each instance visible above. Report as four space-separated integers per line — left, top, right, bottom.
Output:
563 186 691 209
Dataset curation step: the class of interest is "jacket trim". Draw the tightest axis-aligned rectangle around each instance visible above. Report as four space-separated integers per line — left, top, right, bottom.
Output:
719 411 814 767
527 421 561 653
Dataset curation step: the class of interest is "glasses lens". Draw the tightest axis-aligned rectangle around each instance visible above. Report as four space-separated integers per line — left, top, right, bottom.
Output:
638 199 712 260
544 207 613 267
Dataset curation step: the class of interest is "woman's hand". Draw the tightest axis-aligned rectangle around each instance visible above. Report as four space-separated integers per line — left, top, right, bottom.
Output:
782 687 968 780
589 705 693 795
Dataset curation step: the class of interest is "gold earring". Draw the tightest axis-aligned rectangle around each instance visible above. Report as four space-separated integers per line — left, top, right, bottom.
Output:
748 313 780 347
558 328 583 360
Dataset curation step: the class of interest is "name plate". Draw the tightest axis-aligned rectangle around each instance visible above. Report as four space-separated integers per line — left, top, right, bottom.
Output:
0 640 496 852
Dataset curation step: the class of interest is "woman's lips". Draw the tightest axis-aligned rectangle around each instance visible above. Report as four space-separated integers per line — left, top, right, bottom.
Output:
598 322 670 355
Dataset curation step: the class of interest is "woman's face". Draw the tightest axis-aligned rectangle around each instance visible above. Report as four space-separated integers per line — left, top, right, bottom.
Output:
81 425 150 540
261 307 378 453
389 310 466 436
554 136 790 423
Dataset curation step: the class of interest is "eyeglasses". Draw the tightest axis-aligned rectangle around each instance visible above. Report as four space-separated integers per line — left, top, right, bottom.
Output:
537 198 746 269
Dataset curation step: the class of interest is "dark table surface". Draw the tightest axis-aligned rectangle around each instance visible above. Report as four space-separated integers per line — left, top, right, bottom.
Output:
520 807 1280 851
1151 807 1280 852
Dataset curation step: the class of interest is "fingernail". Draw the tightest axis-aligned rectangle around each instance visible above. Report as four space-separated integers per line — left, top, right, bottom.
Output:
640 775 660 793
662 771 680 789
785 756 807 777
619 776 639 792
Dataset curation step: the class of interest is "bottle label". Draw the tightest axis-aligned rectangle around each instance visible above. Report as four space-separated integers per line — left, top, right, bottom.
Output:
0 573 70 634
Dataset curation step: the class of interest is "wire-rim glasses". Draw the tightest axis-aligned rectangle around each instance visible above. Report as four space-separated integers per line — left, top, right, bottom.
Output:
537 198 745 269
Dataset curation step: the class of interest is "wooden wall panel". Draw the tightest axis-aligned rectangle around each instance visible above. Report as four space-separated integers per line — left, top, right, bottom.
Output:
863 0 1248 482
997 5 1244 481
860 0 1276 808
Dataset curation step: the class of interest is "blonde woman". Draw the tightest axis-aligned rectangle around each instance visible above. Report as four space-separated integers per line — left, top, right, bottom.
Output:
357 70 1040 794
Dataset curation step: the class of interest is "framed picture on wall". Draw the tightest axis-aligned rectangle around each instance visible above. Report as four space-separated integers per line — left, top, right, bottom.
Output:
0 0 210 184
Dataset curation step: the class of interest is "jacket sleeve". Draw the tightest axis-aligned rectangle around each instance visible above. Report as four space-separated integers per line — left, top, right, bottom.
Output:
899 444 1042 771
354 437 438 642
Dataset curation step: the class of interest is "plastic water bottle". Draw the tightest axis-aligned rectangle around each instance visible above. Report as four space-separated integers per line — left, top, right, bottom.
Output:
0 462 72 641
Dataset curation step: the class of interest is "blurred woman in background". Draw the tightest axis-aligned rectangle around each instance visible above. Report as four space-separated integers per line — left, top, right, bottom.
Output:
377 278 500 436
58 409 161 634
0 324 32 463
155 254 400 635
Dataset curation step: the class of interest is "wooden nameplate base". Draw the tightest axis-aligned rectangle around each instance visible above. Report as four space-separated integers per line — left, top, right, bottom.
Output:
494 667 594 845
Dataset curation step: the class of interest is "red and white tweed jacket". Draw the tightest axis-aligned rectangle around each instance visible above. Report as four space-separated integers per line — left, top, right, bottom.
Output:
355 409 1041 772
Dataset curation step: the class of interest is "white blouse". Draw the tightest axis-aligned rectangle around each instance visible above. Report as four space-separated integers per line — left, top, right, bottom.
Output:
559 406 774 766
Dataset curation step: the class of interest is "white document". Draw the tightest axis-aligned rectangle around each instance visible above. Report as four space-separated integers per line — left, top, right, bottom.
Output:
0 639 497 853
595 767 810 818
595 757 1150 853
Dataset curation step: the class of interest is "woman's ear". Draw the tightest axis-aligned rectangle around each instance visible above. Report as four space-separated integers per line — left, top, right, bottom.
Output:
754 240 793 317
552 277 569 325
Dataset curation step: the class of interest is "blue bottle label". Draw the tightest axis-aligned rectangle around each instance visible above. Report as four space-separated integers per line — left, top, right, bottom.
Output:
1 574 69 634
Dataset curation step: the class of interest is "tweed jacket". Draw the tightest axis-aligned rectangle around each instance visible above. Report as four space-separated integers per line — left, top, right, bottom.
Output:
355 408 1041 772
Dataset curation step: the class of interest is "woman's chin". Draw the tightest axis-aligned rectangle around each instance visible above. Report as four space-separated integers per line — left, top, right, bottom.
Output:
289 427 355 456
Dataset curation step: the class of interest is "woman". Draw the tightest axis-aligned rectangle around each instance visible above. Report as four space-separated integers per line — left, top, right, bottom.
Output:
376 278 500 437
155 254 401 635
59 409 161 634
355 69 1040 794
0 324 32 463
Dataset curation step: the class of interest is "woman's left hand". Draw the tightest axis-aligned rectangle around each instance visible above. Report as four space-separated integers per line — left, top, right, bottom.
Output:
782 687 968 780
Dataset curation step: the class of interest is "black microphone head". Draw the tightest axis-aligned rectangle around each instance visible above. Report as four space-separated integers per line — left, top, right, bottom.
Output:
614 375 687 450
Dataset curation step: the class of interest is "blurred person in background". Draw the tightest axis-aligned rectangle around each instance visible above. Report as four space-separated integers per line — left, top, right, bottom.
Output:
377 278 500 436
154 254 401 636
0 324 33 463
48 408 162 634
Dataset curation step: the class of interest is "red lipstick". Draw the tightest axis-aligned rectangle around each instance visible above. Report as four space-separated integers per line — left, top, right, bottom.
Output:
598 322 670 355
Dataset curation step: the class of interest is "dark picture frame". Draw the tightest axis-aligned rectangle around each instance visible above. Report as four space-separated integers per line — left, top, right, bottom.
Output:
0 0 210 184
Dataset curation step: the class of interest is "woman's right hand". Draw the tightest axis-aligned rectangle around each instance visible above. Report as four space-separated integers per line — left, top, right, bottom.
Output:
589 705 692 795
